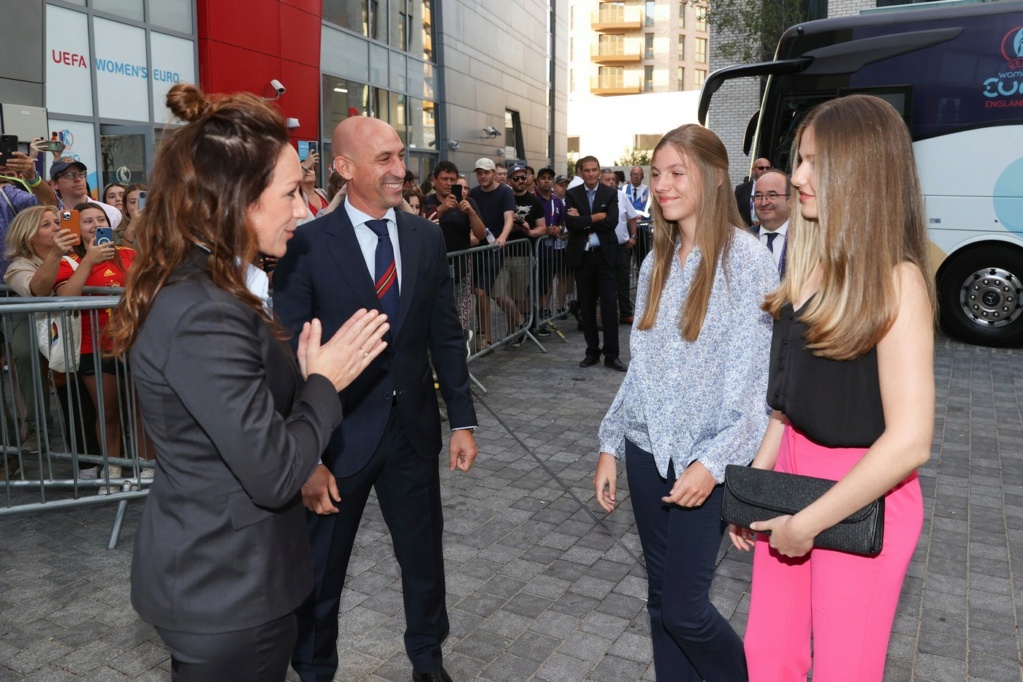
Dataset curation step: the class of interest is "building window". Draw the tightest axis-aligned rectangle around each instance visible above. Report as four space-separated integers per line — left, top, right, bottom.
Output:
420 0 434 62
645 33 654 59
567 136 580 154
695 37 708 63
694 69 706 88
570 68 575 92
597 66 624 89
645 0 654 27
678 4 685 26
644 65 654 91
677 35 684 59
506 109 524 159
570 36 574 61
634 133 660 149
677 66 685 91
695 8 707 32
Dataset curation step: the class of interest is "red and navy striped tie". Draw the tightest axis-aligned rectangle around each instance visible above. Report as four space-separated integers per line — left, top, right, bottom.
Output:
366 219 399 321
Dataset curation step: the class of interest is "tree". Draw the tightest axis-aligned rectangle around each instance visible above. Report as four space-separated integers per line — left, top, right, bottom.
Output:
616 148 652 168
685 0 814 65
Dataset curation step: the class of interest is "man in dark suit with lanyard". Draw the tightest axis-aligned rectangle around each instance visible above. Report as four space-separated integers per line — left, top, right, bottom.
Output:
565 155 624 371
273 116 478 682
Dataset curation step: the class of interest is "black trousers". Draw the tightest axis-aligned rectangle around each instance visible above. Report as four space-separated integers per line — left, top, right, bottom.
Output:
156 613 296 682
575 248 619 359
292 406 448 682
625 440 748 681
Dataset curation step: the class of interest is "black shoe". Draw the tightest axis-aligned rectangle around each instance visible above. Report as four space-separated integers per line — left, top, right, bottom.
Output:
536 323 551 337
579 355 600 368
604 357 627 371
413 667 453 682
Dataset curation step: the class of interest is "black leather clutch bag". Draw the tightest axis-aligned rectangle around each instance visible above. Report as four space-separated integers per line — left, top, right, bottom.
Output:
722 464 884 557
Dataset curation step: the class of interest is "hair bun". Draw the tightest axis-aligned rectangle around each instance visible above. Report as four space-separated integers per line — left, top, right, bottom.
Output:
166 84 210 123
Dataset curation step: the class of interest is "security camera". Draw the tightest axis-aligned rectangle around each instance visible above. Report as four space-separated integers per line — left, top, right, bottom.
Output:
270 79 286 95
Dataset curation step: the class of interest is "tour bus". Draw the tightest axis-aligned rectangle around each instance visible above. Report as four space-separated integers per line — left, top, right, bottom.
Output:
699 0 1023 346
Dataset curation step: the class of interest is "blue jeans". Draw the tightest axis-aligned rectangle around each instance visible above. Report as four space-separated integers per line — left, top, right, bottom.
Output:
625 439 748 681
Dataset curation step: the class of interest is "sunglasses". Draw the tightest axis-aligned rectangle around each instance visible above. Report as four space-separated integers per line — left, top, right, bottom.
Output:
510 175 527 182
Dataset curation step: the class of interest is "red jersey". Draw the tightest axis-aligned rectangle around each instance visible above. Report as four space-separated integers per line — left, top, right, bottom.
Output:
56 247 135 354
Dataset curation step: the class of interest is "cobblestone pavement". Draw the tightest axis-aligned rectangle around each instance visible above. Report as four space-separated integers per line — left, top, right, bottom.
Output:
1 325 1021 681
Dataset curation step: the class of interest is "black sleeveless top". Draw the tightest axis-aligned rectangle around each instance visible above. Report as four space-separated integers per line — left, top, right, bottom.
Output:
767 301 885 448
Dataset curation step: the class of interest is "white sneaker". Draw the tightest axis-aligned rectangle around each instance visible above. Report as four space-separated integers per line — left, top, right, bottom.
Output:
140 467 154 480
101 465 122 479
79 467 98 480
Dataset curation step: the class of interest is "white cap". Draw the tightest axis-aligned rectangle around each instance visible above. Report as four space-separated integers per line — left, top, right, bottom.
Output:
474 158 496 171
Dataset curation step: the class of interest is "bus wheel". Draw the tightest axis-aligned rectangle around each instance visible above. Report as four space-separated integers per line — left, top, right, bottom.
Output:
938 245 1023 347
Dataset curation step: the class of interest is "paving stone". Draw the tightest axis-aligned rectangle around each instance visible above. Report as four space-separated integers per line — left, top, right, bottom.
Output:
1 335 1020 681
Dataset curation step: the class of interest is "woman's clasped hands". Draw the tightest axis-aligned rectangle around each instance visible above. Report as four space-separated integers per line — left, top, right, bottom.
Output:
298 309 390 392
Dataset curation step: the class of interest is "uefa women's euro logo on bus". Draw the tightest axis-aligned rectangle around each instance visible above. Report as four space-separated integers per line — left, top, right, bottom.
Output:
984 26 1023 104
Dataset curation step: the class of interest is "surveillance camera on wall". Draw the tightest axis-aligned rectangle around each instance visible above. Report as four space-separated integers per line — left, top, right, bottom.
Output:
482 126 500 138
270 79 286 95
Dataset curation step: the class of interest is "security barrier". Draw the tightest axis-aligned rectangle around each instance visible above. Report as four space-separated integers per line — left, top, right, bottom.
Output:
0 292 153 549
532 236 578 343
0 233 640 547
446 239 546 366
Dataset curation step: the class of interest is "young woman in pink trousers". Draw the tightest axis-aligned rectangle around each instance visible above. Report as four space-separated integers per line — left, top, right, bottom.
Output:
730 94 935 681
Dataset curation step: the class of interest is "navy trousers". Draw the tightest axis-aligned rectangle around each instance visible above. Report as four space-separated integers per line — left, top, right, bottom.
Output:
625 439 748 681
292 407 448 682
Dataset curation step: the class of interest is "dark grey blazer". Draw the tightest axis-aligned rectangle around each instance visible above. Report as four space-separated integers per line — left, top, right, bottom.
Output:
129 250 342 634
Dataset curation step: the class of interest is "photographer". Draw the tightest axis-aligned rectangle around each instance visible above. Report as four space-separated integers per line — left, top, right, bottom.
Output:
423 162 486 337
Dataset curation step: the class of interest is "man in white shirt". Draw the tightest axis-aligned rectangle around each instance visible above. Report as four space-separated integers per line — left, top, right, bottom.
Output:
49 159 123 229
601 169 639 324
752 169 791 277
625 165 649 215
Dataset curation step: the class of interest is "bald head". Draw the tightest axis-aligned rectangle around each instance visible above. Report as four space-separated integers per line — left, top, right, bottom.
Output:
332 116 406 218
752 158 771 180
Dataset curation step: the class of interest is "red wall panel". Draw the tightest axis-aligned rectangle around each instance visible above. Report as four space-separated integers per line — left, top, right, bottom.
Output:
196 0 322 144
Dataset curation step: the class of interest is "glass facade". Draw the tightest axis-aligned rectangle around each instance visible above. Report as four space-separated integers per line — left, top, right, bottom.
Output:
320 0 437 170
44 1 197 194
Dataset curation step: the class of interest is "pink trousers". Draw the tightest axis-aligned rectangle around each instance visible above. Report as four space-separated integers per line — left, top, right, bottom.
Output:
744 426 923 681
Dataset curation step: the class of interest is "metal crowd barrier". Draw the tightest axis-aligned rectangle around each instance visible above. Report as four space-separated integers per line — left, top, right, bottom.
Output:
532 236 578 343
443 232 647 389
0 289 153 549
446 239 547 363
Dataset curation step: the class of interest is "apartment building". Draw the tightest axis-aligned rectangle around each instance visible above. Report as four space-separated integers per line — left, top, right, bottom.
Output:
566 0 711 167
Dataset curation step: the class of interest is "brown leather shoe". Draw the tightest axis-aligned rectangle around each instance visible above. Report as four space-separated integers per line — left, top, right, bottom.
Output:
619 315 634 324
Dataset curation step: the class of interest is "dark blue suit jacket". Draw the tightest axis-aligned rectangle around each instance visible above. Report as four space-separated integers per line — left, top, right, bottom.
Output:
272 205 477 478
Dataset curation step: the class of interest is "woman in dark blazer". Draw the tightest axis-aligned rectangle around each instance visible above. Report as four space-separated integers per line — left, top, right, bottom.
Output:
107 84 390 682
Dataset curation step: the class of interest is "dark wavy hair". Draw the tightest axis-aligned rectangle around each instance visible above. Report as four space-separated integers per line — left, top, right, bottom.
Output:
107 84 290 356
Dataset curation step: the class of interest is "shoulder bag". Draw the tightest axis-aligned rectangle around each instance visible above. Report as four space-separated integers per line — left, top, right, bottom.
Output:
36 256 82 373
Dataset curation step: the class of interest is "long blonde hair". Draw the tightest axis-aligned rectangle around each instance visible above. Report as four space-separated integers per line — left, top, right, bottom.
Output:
637 124 744 341
763 94 935 359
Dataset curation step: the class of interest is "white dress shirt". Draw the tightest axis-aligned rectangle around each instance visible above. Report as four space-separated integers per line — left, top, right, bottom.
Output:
758 220 788 270
345 199 403 288
614 188 640 244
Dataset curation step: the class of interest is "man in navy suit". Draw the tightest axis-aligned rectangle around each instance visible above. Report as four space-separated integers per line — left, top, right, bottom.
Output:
750 168 791 278
273 116 478 682
565 155 624 371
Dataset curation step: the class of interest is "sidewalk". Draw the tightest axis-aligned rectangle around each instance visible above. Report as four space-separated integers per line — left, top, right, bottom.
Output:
0 325 1021 681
